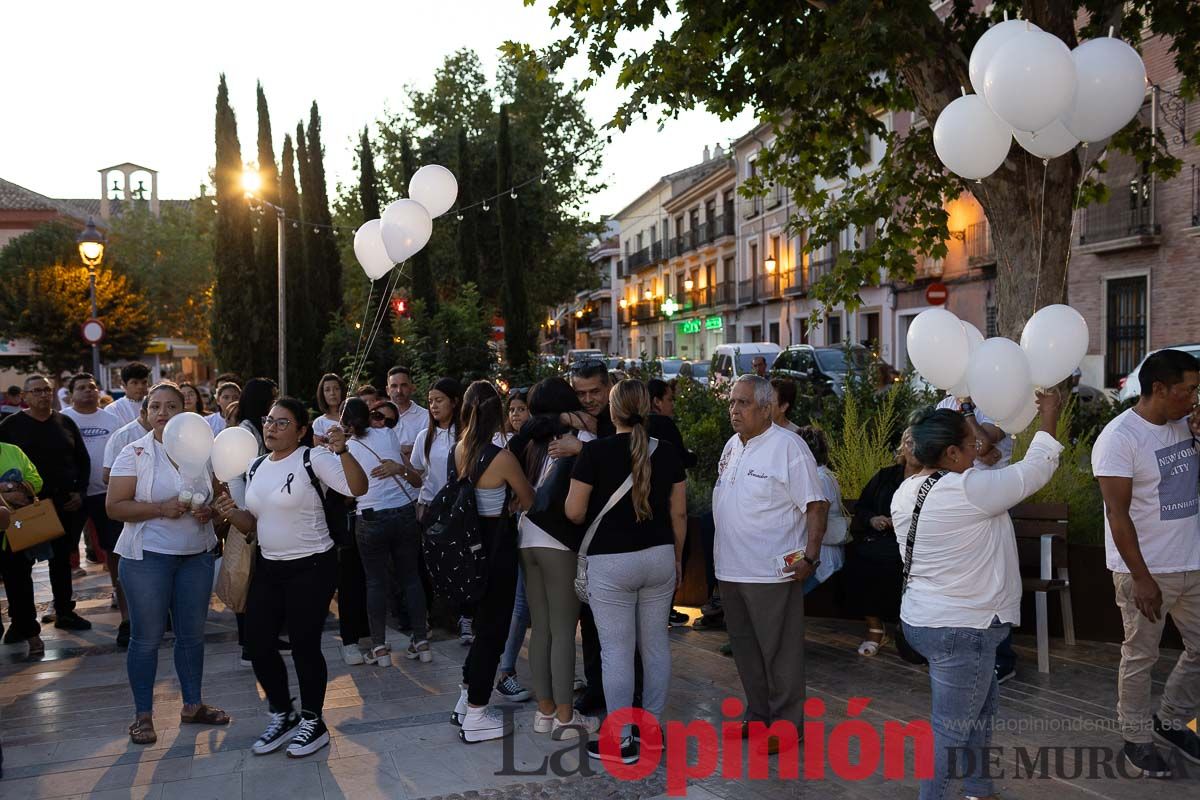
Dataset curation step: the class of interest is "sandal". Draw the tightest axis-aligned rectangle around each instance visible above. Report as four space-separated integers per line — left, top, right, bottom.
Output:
180 704 230 725
857 628 889 657
129 717 157 745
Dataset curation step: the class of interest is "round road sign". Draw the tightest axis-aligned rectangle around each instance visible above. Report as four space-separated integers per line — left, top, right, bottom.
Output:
81 318 106 345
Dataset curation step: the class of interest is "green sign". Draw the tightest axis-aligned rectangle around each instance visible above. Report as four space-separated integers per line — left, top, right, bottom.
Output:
661 297 680 317
677 319 701 335
705 315 724 331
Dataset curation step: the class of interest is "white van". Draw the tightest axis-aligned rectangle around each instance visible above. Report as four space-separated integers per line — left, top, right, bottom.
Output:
710 343 782 385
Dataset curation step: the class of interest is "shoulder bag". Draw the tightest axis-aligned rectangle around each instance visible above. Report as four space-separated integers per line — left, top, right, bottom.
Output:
894 470 947 666
0 488 65 552
574 439 658 602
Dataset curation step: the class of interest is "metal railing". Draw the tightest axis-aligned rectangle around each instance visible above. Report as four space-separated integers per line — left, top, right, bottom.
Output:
634 302 658 322
757 273 781 300
737 278 755 304
1079 176 1160 245
783 269 805 295
965 220 995 264
714 281 734 305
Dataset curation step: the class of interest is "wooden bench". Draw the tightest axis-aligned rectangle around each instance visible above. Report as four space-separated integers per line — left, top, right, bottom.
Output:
1011 502 1076 673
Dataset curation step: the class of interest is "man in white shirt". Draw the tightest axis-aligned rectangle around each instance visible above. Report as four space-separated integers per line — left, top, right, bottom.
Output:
713 375 827 754
1094 349 1200 777
386 367 427 451
61 373 129 642
107 363 151 428
207 381 241 436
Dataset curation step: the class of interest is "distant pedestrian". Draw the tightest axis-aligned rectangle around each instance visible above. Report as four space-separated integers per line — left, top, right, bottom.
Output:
108 363 152 428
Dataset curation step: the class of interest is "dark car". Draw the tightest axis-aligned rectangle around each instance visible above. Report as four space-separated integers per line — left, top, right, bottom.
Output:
770 345 869 398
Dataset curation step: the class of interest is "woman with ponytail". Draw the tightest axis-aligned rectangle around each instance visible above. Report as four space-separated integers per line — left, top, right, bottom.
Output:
565 379 687 764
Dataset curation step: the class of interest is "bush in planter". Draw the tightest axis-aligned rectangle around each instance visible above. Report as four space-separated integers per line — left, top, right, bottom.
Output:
826 382 905 499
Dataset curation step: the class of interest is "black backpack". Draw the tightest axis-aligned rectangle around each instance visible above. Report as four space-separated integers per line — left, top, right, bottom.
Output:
247 448 351 547
420 444 502 607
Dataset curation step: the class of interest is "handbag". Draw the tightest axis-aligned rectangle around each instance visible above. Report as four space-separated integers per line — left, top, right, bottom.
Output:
894 471 946 666
574 439 657 603
1 495 66 552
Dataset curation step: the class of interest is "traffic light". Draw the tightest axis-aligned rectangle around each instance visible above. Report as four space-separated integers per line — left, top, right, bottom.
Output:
391 297 409 317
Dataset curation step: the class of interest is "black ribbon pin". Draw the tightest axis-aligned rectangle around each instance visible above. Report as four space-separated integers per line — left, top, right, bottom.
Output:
282 473 295 494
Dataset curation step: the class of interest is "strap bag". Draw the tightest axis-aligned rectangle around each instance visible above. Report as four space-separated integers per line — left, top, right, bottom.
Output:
0 492 66 552
894 470 947 666
574 439 657 603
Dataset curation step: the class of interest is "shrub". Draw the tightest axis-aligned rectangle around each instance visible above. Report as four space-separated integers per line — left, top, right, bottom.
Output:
827 383 904 499
673 377 733 513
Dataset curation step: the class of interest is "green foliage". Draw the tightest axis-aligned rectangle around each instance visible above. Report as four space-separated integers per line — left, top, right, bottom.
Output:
827 385 903 499
390 283 495 392
673 379 734 505
497 105 534 373
0 220 79 282
251 82 281 373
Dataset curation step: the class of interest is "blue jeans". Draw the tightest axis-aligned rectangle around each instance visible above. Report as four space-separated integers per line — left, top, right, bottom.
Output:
902 617 1011 800
500 564 530 675
119 550 215 714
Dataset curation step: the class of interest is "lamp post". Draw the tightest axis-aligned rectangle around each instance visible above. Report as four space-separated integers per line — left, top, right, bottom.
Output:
243 170 287 395
77 217 106 378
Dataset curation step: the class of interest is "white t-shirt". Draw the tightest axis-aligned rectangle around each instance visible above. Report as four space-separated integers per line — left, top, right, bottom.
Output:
108 396 142 428
312 415 340 442
348 427 415 511
61 407 120 496
411 425 456 504
1092 409 1200 574
936 396 1012 469
244 447 353 560
110 438 213 555
206 413 227 436
394 402 428 449
104 418 151 471
892 431 1063 629
713 424 825 583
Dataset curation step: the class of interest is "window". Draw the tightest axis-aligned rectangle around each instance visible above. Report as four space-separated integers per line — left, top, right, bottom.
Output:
748 325 762 342
689 208 700 231
798 318 810 344
827 315 843 345
650 223 657 243
705 198 716 222
1105 276 1148 387
862 312 881 348
749 242 759 280
769 322 780 344
675 215 684 239
636 232 643 251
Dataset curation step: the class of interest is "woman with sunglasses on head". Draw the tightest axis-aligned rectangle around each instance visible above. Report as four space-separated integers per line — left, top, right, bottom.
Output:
214 398 368 758
107 382 228 746
313 373 347 446
449 381 535 743
340 397 429 666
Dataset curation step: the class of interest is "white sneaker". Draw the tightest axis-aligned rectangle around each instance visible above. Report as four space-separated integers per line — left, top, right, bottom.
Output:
342 644 364 666
450 684 468 726
533 709 555 734
459 705 512 743
552 710 600 740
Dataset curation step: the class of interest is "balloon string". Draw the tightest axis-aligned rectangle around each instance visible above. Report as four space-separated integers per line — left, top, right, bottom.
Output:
350 266 404 394
1060 144 1099 300
976 180 1018 320
347 282 376 386
1032 159 1048 316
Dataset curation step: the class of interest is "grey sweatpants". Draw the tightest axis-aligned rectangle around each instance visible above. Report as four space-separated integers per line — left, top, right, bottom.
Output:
587 544 677 734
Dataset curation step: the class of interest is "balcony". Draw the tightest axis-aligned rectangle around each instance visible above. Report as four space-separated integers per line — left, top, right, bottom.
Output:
783 269 805 296
634 302 658 323
627 247 652 272
737 278 756 305
591 316 612 330
808 253 838 282
714 281 735 306
757 273 781 301
965 220 995 266
1077 176 1161 253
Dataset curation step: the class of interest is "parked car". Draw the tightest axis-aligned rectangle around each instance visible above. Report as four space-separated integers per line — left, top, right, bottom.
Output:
659 358 686 380
684 360 710 387
770 344 870 398
566 348 604 365
1117 343 1200 403
709 343 782 385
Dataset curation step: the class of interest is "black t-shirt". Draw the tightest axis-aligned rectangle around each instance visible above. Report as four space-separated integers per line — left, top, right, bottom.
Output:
571 433 685 556
0 411 89 502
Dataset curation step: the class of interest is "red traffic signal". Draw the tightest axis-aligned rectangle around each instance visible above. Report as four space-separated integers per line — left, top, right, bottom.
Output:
391 297 409 316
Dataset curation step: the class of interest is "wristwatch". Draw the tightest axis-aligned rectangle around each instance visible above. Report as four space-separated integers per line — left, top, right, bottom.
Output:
960 401 976 416
802 555 820 569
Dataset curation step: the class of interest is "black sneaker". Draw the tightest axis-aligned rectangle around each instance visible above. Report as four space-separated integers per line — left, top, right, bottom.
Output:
1153 714 1200 765
2 627 29 645
668 608 690 627
995 665 1016 685
574 690 605 716
1123 741 1172 778
496 674 532 702
240 648 252 667
692 614 725 631
117 620 130 648
252 709 301 755
587 735 639 764
54 611 92 631
286 712 330 758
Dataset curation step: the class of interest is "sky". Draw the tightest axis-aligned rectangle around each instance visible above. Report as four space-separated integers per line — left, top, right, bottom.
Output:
0 0 755 219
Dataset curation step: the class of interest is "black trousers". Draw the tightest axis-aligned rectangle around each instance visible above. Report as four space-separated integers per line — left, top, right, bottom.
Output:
246 548 338 716
462 516 518 706
49 504 86 613
0 545 39 638
337 535 370 646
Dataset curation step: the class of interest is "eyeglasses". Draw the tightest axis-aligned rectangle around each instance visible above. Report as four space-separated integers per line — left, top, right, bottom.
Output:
507 387 528 399
370 411 398 427
261 416 294 429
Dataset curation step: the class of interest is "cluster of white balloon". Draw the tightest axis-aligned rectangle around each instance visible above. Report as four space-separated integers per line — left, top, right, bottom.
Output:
352 165 459 279
907 305 1089 433
934 19 1147 179
162 414 262 498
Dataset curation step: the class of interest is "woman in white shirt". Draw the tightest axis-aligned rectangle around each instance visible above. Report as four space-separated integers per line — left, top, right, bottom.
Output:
214 398 368 759
107 382 227 746
892 392 1062 800
312 373 346 445
795 426 847 593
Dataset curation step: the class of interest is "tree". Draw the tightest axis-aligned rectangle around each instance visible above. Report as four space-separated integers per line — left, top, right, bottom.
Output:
358 126 398 390
497 105 533 371
455 126 480 286
0 264 152 375
252 82 281 374
0 220 80 282
359 126 382 221
523 0 1198 338
211 74 260 379
305 102 343 311
400 131 437 311
280 134 315 396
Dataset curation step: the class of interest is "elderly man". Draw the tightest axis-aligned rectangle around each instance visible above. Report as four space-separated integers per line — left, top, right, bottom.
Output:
714 375 828 753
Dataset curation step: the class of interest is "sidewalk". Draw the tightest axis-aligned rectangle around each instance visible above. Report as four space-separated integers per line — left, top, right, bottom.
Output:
0 558 1194 799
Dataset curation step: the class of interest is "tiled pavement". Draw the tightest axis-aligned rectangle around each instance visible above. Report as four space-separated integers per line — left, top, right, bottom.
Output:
0 559 1195 799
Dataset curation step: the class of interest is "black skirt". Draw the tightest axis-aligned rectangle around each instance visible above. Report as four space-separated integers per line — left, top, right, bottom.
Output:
840 534 903 621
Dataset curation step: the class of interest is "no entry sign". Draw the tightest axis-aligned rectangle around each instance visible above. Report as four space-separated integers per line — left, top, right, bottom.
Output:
81 318 106 345
925 282 948 305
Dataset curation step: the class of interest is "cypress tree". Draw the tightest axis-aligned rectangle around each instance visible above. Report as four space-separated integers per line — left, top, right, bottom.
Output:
359 126 395 387
253 82 280 378
455 126 479 288
497 105 532 372
295 124 329 383
280 134 312 396
400 132 436 311
305 102 342 312
359 127 381 220
211 74 258 379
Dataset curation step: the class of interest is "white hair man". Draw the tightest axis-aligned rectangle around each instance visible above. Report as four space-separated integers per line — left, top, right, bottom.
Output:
712 374 828 756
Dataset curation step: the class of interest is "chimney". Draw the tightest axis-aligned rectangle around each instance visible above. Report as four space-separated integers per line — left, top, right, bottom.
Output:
703 145 711 162
714 143 725 159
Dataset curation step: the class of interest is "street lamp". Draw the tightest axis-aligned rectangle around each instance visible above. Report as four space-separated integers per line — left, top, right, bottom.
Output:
764 255 777 275
243 168 288 394
77 217 106 378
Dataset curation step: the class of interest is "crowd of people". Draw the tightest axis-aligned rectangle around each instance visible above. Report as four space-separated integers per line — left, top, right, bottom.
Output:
0 350 1197 797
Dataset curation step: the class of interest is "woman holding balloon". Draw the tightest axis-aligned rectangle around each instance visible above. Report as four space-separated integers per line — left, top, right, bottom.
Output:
106 382 228 746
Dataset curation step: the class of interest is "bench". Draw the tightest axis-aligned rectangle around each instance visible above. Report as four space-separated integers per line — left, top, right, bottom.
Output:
1011 502 1076 673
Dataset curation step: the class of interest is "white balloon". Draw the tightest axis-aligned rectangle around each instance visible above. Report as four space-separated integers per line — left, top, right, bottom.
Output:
984 30 1076 133
948 321 986 398
933 95 1012 180
380 199 433 263
353 219 393 280
1061 37 1147 143
967 338 1034 421
1020 304 1090 388
409 165 458 219
1014 119 1079 159
211 426 262 482
969 19 1041 97
996 394 1039 435
907 308 970 391
163 412 214 470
